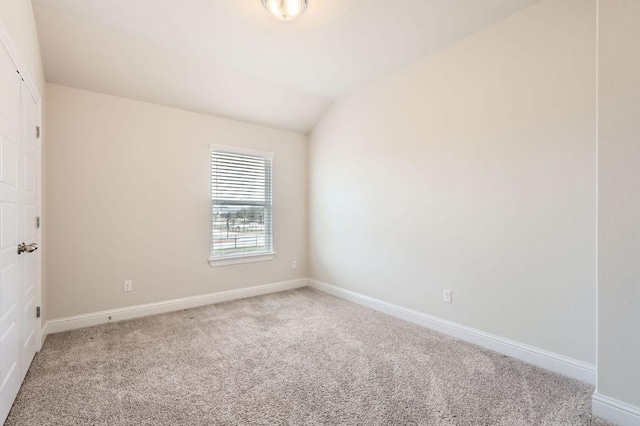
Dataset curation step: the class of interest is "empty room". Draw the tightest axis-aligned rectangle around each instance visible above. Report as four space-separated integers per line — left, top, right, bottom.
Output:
0 0 638 424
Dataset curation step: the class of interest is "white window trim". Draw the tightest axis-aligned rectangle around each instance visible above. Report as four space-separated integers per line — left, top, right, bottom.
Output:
209 143 273 159
208 252 276 267
209 143 275 267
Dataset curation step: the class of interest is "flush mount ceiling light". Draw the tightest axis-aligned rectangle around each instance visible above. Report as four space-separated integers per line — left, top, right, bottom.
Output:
262 0 308 21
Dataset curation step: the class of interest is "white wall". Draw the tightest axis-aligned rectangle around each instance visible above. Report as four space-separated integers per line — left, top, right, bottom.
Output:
309 0 596 364
0 0 44 94
45 84 307 320
597 0 640 411
0 0 47 322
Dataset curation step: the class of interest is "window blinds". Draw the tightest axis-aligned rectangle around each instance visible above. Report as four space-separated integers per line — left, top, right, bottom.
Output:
210 149 273 258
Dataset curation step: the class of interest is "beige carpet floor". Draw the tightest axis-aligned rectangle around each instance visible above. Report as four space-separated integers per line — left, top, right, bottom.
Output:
6 288 608 425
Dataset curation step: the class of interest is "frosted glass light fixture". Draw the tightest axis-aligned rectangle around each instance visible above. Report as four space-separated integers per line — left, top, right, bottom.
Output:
262 0 308 21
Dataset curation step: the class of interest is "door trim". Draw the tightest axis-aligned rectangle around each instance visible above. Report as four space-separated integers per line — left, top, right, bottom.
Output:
0 20 41 104
0 18 43 351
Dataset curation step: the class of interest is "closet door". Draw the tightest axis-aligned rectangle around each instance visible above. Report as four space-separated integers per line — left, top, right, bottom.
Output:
20 79 38 380
0 42 23 422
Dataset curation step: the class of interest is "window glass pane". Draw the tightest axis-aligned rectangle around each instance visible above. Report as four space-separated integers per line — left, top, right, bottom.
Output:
210 149 273 259
212 205 269 256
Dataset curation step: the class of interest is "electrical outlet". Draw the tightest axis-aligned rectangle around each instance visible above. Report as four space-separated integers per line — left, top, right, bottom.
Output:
124 280 133 292
443 290 452 304
292 260 297 269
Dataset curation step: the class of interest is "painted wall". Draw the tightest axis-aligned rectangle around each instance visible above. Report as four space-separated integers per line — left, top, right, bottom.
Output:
308 0 596 364
597 0 640 410
45 84 307 320
0 0 47 323
0 0 44 94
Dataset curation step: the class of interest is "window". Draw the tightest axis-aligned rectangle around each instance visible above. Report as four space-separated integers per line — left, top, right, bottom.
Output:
209 144 274 266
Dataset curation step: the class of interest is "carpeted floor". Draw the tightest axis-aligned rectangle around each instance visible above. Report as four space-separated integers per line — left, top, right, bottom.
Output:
6 288 608 425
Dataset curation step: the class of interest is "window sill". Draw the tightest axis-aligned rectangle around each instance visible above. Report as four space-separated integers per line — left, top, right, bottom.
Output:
208 252 275 267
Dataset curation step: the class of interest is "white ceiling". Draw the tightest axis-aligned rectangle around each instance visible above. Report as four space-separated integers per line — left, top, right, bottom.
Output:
32 0 539 133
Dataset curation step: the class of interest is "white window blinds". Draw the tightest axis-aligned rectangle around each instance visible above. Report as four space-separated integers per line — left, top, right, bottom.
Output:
210 147 273 259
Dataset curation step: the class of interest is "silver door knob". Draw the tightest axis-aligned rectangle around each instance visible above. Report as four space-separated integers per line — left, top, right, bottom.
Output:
17 243 38 255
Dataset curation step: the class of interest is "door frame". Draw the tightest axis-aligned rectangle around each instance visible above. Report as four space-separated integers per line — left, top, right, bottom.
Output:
0 19 43 351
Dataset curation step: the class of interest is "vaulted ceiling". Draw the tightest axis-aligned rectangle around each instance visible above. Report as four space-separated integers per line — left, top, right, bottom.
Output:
32 0 539 133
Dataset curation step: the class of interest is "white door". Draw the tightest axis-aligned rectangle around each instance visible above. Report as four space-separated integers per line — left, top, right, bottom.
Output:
0 42 23 421
20 78 38 379
0 41 40 421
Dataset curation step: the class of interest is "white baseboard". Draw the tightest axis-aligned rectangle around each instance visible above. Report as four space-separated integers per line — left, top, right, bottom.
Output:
593 392 640 426
309 279 596 385
41 278 596 386
43 279 307 337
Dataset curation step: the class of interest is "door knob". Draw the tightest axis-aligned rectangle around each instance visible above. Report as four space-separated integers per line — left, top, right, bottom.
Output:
17 243 38 255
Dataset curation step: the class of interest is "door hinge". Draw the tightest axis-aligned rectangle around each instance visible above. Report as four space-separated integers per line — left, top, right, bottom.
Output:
36 126 40 139
36 216 40 229
36 306 41 319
